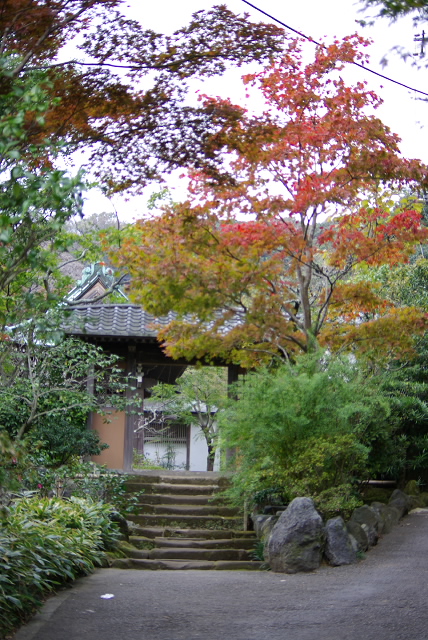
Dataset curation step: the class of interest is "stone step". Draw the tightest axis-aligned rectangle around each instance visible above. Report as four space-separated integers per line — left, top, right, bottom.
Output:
126 473 229 486
122 547 151 559
138 493 214 506
126 482 220 495
148 547 253 561
131 514 243 529
120 472 261 572
154 537 257 550
130 527 255 540
136 503 238 517
115 545 255 562
128 536 155 549
110 558 264 571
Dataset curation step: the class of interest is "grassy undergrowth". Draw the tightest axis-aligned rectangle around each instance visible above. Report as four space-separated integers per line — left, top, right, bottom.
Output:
0 495 120 638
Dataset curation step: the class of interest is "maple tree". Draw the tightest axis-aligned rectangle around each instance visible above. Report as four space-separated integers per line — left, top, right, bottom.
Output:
0 0 285 193
114 35 428 366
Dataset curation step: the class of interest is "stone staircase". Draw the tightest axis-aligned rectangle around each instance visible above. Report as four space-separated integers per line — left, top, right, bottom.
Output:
110 471 263 571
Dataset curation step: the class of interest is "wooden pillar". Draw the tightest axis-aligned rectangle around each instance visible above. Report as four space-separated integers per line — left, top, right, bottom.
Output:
124 344 138 471
227 363 240 388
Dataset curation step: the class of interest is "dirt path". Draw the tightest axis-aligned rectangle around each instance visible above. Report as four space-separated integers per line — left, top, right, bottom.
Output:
12 511 428 640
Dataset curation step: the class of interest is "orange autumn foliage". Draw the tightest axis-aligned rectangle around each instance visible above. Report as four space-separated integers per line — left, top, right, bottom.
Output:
114 35 428 366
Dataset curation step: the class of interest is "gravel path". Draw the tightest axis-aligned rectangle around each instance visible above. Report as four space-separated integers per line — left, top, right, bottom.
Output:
13 510 428 640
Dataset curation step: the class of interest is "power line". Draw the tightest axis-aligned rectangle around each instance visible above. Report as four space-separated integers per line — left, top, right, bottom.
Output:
241 0 428 98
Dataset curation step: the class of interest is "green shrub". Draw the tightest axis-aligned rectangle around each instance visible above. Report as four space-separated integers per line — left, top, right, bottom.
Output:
0 495 120 637
313 484 363 520
222 434 367 519
57 462 145 515
280 434 369 500
219 352 388 513
251 487 286 510
1 448 143 517
27 413 108 466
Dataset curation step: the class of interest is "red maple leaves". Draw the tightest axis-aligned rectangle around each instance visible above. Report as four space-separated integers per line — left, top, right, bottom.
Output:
114 35 428 365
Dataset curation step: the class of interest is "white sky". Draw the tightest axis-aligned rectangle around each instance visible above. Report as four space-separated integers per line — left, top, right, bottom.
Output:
80 0 428 220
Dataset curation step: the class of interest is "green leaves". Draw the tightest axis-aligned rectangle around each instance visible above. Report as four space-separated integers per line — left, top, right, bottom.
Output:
218 351 393 510
0 495 120 637
359 0 428 20
0 61 85 335
221 353 390 463
0 336 133 443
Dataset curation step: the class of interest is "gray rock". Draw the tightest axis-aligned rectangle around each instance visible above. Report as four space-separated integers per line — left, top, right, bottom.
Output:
265 497 324 574
361 523 377 547
126 519 139 534
418 492 428 507
408 495 423 510
348 533 360 554
252 514 276 538
325 516 357 566
371 502 401 534
346 520 369 552
388 489 412 519
264 505 286 515
349 505 380 547
260 515 278 543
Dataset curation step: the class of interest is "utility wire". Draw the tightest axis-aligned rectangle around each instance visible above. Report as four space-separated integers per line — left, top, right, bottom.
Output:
242 0 428 98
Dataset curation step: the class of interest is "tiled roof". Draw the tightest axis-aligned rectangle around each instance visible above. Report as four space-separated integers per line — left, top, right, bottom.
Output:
64 304 176 339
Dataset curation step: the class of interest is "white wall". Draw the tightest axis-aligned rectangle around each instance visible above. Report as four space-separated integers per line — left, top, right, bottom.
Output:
143 441 188 470
189 424 220 472
140 424 220 471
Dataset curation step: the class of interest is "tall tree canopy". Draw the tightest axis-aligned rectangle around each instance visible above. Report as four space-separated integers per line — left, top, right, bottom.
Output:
114 35 428 366
0 0 286 193
0 59 84 332
359 0 428 20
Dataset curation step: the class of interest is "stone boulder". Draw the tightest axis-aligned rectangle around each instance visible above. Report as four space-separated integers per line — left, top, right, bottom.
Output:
325 516 357 566
252 514 278 541
265 497 324 573
403 480 420 496
252 514 273 536
371 501 401 534
260 515 278 543
388 489 412 519
349 505 380 547
263 505 286 515
346 520 369 552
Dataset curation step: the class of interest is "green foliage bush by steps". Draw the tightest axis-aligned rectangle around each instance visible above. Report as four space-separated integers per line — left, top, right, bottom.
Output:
26 412 108 467
0 496 120 637
219 352 391 516
52 461 145 516
0 435 144 517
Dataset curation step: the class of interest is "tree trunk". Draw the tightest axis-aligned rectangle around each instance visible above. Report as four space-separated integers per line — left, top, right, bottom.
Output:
207 443 215 471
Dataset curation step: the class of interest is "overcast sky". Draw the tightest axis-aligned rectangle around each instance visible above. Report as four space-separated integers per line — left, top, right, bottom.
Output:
81 0 428 219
